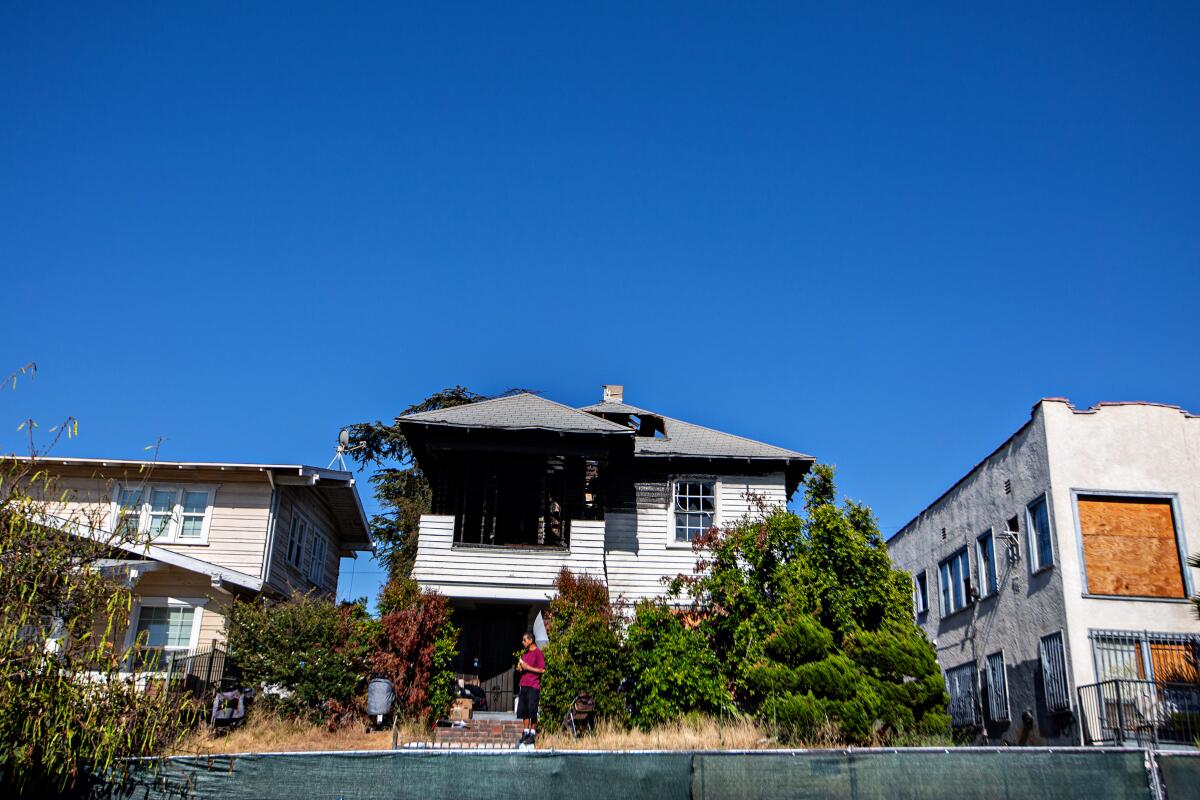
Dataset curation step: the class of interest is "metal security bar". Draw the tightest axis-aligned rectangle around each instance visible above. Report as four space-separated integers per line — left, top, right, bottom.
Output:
945 662 980 727
985 652 1010 723
1040 632 1070 713
1078 679 1200 746
1090 629 1200 683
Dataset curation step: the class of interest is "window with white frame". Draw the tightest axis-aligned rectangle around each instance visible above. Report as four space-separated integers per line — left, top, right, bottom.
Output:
672 479 715 542
985 652 1010 722
286 511 309 569
976 530 998 597
130 600 201 669
112 484 215 544
938 547 972 616
1039 631 1070 713
1027 495 1053 571
307 531 328 585
945 662 980 727
913 570 929 616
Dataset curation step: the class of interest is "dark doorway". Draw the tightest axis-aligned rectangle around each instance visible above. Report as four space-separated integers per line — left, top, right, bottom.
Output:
452 604 530 714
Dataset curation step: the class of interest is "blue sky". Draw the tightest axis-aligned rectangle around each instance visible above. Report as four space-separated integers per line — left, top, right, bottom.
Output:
2 3 1197 604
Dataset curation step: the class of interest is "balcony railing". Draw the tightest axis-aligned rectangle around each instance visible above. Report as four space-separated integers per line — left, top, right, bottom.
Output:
1078 679 1200 747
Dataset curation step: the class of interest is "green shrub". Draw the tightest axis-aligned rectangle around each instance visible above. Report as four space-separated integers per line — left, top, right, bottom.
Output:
675 465 952 745
540 569 625 724
227 593 375 718
370 586 458 722
764 615 833 663
624 601 732 729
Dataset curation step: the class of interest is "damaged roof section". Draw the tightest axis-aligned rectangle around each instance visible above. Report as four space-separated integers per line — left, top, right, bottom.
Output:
400 393 633 435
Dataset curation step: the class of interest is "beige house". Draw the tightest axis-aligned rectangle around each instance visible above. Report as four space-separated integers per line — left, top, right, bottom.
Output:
24 456 372 667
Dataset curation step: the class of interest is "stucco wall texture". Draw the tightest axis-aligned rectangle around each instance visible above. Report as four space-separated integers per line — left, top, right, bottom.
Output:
888 399 1200 746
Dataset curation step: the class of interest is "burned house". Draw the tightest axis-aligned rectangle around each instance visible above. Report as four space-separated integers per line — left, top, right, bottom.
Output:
399 385 813 710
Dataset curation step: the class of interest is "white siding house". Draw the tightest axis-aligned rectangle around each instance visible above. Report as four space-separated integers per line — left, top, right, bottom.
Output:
21 457 372 667
403 386 812 710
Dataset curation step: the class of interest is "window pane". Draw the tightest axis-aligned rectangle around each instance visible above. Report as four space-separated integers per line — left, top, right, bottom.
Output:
166 607 194 648
136 606 170 648
1029 497 1052 569
150 489 174 513
179 517 203 538
182 491 207 515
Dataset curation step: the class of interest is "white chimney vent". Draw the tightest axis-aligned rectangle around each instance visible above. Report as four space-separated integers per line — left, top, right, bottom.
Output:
602 384 624 404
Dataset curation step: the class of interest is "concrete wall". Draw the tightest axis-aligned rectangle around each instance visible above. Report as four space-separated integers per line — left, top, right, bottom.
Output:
1042 400 1200 687
888 406 1075 744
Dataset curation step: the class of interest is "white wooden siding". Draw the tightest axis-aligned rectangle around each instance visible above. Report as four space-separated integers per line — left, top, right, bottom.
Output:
412 515 606 601
606 473 787 603
267 485 341 595
33 471 271 582
413 473 788 605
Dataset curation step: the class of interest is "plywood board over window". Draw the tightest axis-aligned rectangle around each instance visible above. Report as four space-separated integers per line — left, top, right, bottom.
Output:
1077 495 1185 598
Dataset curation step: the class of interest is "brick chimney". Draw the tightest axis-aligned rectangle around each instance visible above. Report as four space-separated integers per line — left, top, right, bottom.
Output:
602 384 624 404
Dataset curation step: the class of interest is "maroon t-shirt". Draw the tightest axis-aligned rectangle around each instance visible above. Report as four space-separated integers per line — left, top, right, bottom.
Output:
519 646 545 689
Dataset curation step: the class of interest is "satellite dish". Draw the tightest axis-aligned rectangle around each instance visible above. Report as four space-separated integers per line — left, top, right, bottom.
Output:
339 429 351 447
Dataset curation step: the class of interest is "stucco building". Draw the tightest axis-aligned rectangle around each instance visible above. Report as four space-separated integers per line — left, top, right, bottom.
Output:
888 398 1200 746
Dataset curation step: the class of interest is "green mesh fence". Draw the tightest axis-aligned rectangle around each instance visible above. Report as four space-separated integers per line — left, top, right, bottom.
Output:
693 750 1153 800
85 749 1161 800
1158 753 1200 800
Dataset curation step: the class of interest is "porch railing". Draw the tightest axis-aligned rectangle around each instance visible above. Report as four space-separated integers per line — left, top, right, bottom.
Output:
160 644 230 701
1077 679 1200 747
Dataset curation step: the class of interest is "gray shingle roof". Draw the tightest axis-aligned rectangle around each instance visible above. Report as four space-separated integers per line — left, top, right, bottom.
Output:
400 393 633 435
581 401 812 461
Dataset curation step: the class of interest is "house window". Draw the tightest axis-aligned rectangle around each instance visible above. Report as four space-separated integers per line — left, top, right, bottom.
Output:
307 532 328 585
938 548 972 616
976 530 998 597
131 602 199 669
945 662 980 727
985 652 1010 723
672 479 715 542
112 484 215 545
286 512 309 569
913 570 929 616
1091 630 1200 683
1076 494 1186 599
1040 631 1070 712
1026 495 1053 571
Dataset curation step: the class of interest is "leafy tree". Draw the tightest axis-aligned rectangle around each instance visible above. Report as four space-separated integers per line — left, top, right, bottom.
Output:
624 601 732 729
540 569 625 725
673 464 950 744
226 593 376 720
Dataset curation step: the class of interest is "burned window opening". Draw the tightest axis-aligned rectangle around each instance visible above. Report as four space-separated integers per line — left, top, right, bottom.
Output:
431 453 605 548
630 414 667 439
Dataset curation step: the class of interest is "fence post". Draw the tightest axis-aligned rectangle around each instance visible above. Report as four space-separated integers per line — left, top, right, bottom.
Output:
1114 680 1125 746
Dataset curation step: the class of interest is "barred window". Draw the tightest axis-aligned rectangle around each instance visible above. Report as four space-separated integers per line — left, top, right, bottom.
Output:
1040 631 1070 712
1091 630 1200 683
985 652 1010 723
945 662 980 727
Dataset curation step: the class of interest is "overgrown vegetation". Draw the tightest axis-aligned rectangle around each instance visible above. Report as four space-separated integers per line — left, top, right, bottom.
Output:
226 579 458 725
370 579 458 722
0 365 195 795
672 464 950 744
624 601 732 730
226 593 376 720
540 571 625 725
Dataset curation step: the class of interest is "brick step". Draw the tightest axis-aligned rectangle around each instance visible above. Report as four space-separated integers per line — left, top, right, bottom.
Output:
432 720 529 747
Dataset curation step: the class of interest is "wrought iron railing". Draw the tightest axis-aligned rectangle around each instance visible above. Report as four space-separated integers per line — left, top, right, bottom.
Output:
162 644 229 701
1078 679 1200 747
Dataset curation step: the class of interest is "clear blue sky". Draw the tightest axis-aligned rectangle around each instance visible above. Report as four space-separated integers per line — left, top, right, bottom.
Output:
3 4 1197 604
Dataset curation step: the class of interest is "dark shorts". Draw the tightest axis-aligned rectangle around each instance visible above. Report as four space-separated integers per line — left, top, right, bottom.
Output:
517 685 540 721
